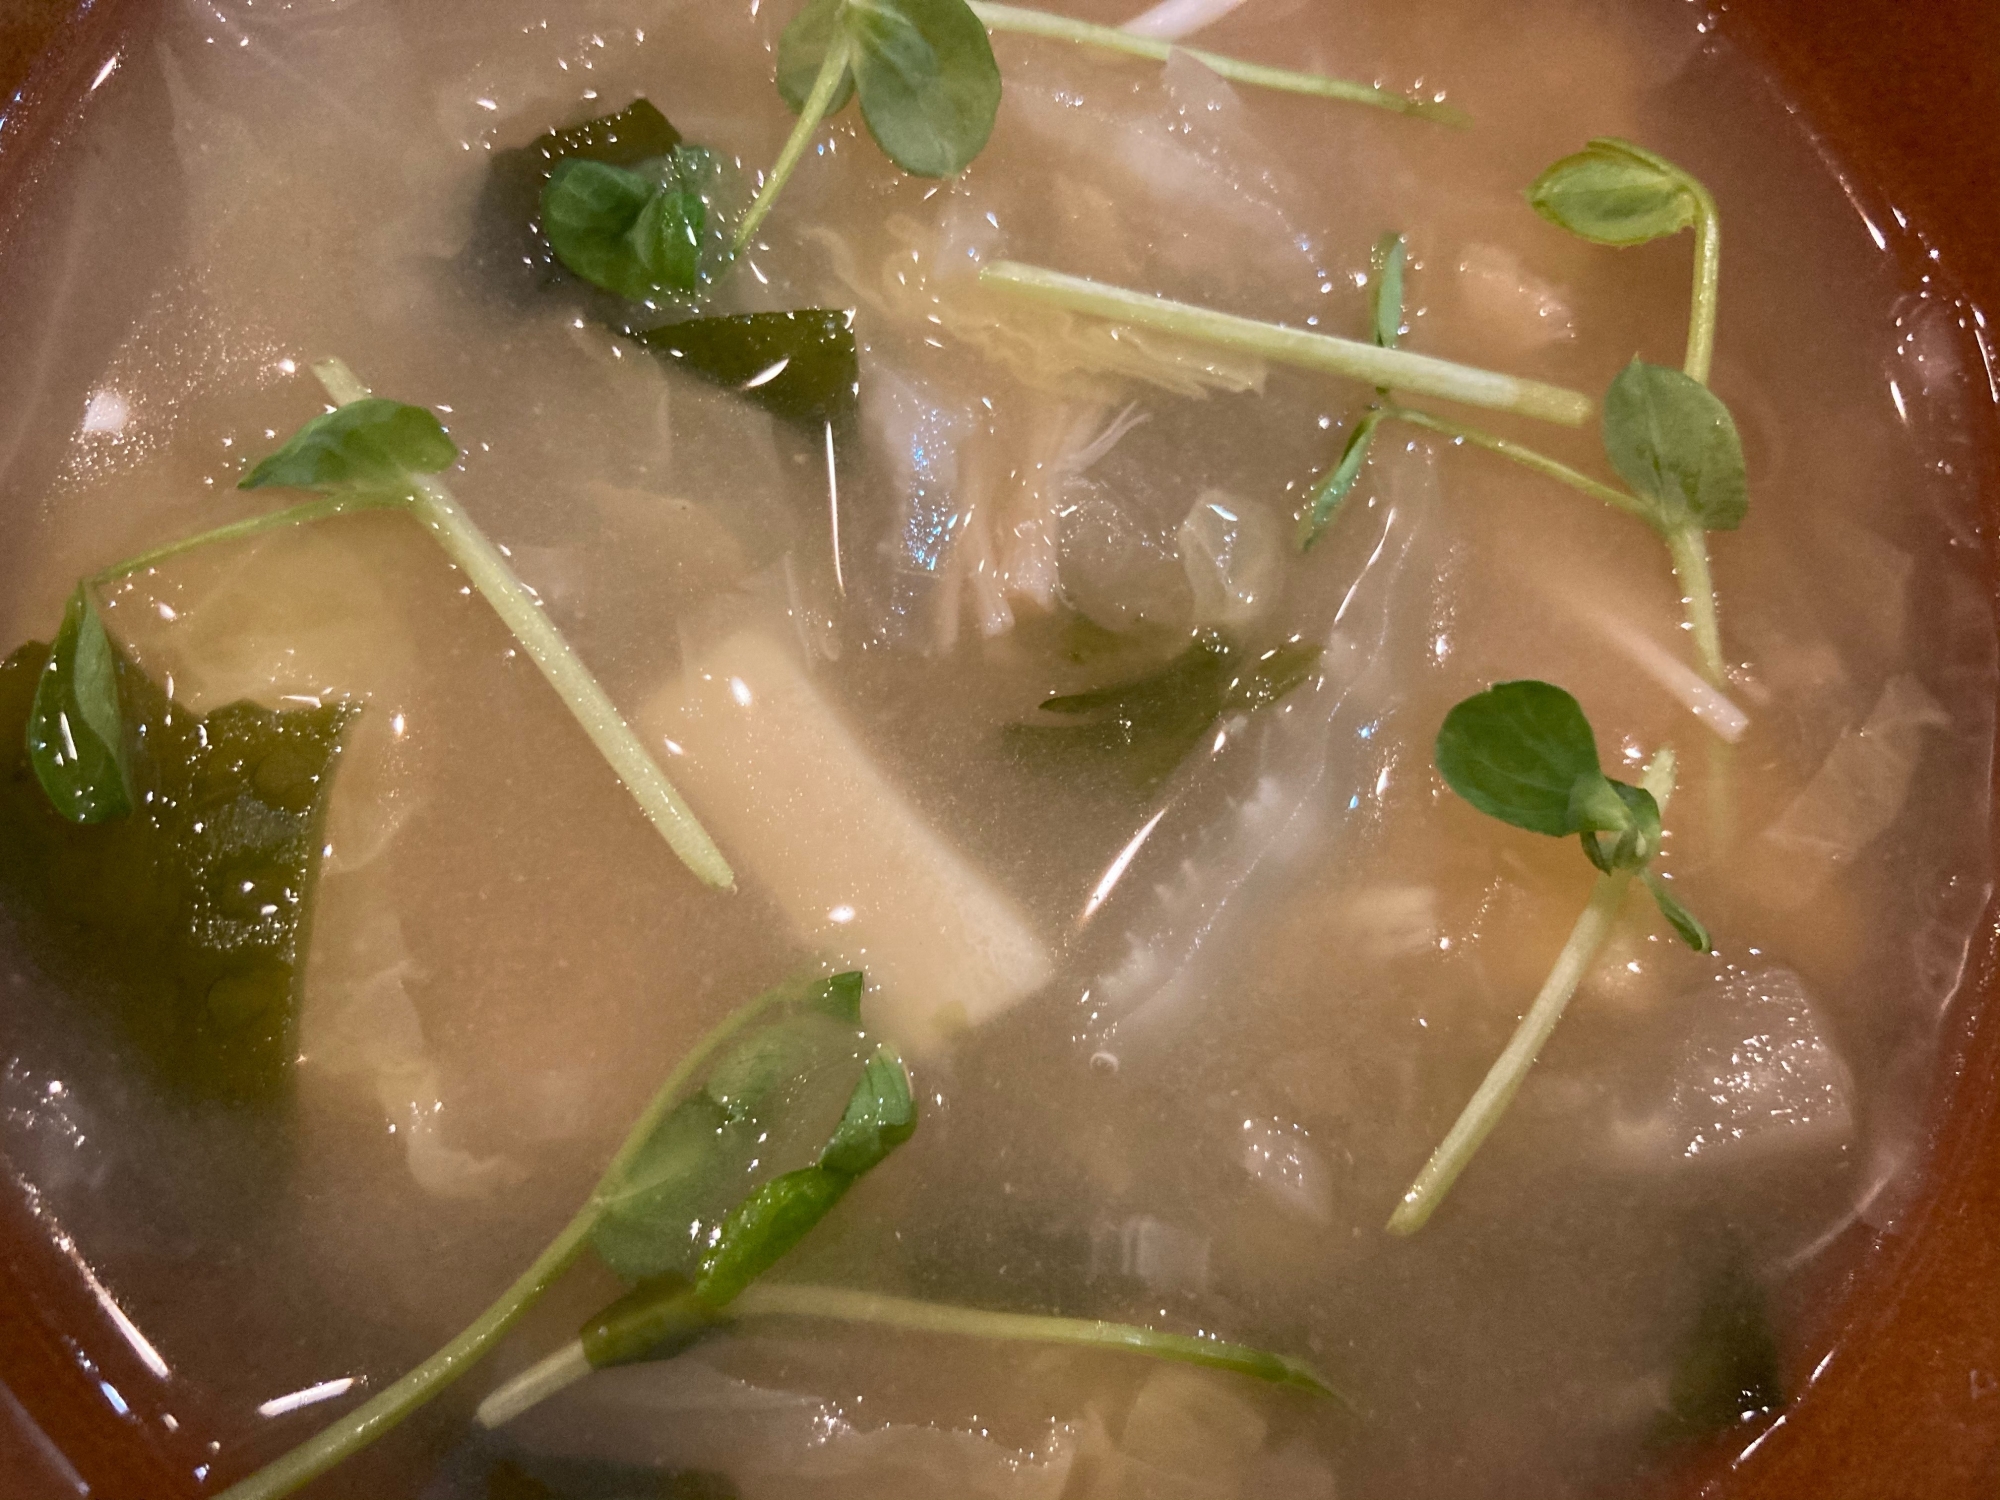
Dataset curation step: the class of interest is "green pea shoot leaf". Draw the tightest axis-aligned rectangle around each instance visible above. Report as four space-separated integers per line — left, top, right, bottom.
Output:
26 588 131 824
779 0 1000 178
1371 231 1406 350
543 147 723 302
1601 360 1748 533
817 1042 917 1177
1645 871 1711 952
1528 137 1698 247
692 1042 917 1310
1434 680 1605 837
1299 407 1384 552
240 399 457 496
779 0 859 118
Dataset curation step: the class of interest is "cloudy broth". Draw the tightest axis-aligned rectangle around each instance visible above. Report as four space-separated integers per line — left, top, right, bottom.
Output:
0 0 1992 1496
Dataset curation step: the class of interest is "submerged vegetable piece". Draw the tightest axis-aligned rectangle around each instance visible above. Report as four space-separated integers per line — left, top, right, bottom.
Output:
632 310 860 433
26 586 132 822
1652 1260 1784 1444
0 640 349 1104
1005 629 1320 790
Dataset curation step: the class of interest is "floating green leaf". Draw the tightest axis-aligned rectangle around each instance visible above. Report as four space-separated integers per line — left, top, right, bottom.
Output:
779 0 1000 178
1528 137 1698 247
588 1001 863 1283
778 0 860 117
578 1272 716 1369
816 1043 917 1177
1371 231 1406 350
1601 359 1748 534
633 309 860 432
1297 231 1406 551
1644 871 1711 953
26 588 132 824
1006 630 1321 790
1434 681 1709 950
693 1042 917 1309
542 143 731 303
1299 408 1384 552
240 399 457 496
2 640 349 1104
1434 679 1605 838
473 99 685 287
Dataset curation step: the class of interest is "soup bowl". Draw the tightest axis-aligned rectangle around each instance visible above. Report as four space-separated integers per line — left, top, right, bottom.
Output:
0 0 1994 1495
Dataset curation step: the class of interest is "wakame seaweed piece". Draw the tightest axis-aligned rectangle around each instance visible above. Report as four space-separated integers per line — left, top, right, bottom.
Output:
470 99 684 287
1005 630 1321 790
631 309 860 432
0 641 350 1105
1653 1261 1784 1444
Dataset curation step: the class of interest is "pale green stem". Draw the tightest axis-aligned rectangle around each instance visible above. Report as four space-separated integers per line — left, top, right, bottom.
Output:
216 983 793 1500
1385 403 1736 700
213 1216 597 1500
730 1284 1343 1400
476 1281 1343 1430
734 36 852 256
1380 405 1642 519
313 360 733 889
1387 750 1677 1236
979 262 1593 426
88 494 399 586
966 1 1464 124
1663 523 1725 689
1684 182 1721 386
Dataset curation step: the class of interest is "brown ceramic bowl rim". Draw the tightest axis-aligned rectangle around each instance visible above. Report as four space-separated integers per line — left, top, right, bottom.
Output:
1 2 1996 1495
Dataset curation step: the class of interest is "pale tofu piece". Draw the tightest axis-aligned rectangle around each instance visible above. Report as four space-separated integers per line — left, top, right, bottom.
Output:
639 630 1053 1053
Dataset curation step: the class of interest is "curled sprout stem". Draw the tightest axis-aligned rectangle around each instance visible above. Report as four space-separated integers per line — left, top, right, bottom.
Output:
1380 403 1733 700
979 261 1594 426
475 1280 1346 1431
312 360 733 889
213 985 793 1500
966 2 1464 124
735 34 853 255
88 494 403 586
1387 749 1677 1236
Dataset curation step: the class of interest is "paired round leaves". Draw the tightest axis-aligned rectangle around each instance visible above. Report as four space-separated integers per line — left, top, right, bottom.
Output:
26 588 131 823
778 0 1001 178
1601 359 1747 534
1435 681 1708 949
542 146 724 302
1528 137 1700 247
240 398 457 496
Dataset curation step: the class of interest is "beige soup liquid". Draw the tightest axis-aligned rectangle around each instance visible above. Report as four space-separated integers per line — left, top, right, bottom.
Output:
0 0 1991 1496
